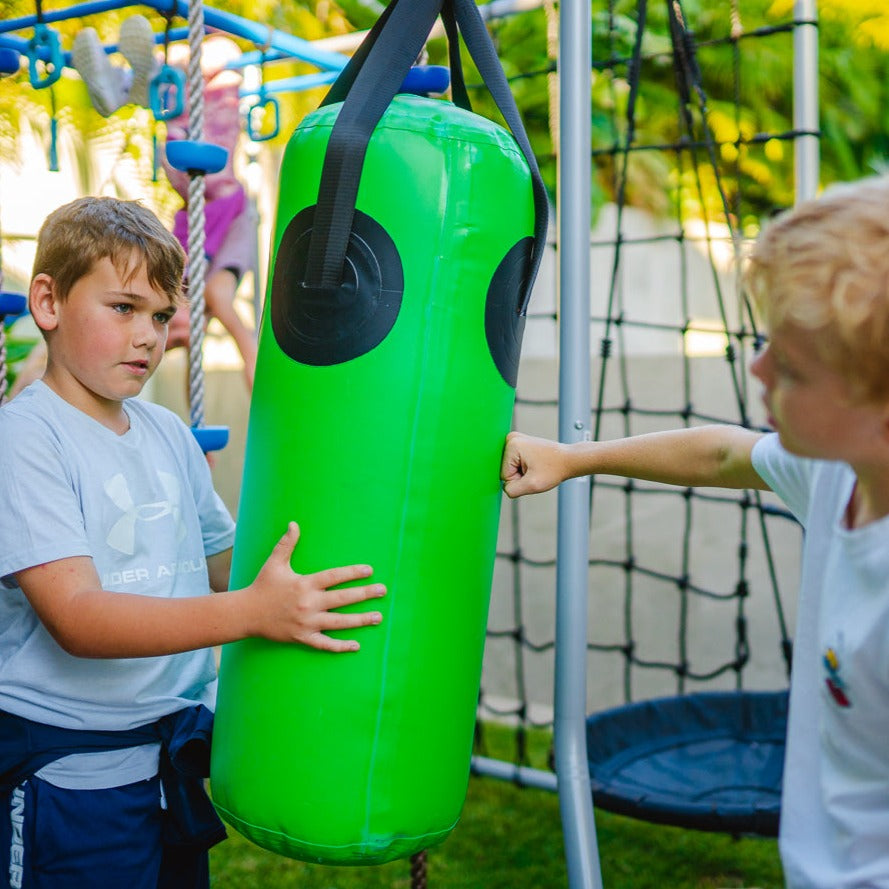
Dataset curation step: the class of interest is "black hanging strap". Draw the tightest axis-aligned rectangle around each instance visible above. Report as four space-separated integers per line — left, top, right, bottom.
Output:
450 0 549 311
303 0 548 314
441 0 471 112
305 0 443 290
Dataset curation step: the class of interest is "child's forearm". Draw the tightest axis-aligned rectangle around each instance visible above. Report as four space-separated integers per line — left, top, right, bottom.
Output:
563 426 766 487
35 582 262 658
16 525 386 658
501 425 768 497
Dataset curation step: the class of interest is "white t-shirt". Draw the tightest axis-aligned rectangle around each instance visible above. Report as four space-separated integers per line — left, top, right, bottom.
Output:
0 381 235 788
753 433 889 888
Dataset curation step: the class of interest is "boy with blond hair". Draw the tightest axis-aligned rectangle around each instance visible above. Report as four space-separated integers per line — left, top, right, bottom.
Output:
0 196 385 889
502 176 889 887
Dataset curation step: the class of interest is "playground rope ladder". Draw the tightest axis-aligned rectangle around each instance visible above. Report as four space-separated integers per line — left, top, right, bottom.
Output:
163 0 230 454
185 0 209 429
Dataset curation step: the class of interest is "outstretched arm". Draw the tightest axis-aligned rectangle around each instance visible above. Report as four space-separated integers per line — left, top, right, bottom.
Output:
16 523 384 658
501 425 768 498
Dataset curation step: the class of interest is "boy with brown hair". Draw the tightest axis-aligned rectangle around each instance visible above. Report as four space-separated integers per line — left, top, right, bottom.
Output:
0 196 385 888
502 176 889 887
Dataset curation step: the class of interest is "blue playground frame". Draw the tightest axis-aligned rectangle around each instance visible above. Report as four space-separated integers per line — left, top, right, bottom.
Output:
0 0 350 96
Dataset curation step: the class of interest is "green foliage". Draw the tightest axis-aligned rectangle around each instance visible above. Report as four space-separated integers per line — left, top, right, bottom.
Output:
334 0 385 31
3 319 39 394
472 0 888 222
1 0 887 225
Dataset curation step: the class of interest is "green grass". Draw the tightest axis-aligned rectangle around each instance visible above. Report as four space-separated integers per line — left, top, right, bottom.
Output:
209 724 784 888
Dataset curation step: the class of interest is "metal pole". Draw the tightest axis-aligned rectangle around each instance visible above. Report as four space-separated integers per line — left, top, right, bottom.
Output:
555 0 602 886
471 755 559 791
793 0 819 202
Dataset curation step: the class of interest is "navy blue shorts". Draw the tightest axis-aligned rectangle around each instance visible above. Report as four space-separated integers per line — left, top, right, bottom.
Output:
0 777 209 889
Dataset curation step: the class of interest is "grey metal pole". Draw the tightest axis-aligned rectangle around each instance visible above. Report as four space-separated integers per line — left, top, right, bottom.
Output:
471 756 559 791
793 0 819 202
554 0 602 886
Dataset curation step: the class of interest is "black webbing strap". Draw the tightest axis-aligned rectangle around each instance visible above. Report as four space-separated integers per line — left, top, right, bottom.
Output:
441 0 471 112
450 0 549 311
305 0 442 290
303 0 548 313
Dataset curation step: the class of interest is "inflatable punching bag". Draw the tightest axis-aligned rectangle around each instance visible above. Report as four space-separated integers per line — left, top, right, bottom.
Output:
210 0 548 865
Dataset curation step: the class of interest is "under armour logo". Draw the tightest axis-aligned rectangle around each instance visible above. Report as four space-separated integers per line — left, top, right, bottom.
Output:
104 471 187 555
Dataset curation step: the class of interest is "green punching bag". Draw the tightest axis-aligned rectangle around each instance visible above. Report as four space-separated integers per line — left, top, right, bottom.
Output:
210 0 548 865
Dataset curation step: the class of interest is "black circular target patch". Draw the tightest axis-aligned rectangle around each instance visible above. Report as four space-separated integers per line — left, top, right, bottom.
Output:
485 237 533 389
270 206 404 366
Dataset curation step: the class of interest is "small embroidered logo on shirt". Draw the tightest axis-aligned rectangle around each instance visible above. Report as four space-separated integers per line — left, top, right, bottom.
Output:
823 647 851 708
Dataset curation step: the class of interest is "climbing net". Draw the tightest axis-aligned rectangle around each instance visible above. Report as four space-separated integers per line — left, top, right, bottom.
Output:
478 0 811 770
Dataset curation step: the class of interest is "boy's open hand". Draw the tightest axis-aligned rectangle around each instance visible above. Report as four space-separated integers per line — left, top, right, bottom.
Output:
501 431 567 498
248 522 385 653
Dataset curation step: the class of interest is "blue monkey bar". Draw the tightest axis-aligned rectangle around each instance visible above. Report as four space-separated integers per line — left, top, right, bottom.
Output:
0 0 350 73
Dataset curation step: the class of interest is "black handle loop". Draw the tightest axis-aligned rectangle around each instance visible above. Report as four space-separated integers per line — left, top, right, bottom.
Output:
449 0 549 312
304 0 548 314
440 0 471 112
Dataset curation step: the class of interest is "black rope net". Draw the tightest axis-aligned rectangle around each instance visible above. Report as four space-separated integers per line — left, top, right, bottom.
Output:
476 0 809 774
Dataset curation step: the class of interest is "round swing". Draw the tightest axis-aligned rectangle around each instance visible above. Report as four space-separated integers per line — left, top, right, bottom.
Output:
586 689 787 836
